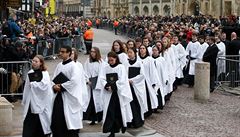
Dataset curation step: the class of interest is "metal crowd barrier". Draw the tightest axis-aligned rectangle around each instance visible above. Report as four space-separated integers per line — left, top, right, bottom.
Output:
34 36 85 58
0 61 31 96
72 35 85 52
215 55 240 90
36 39 55 59
54 37 72 54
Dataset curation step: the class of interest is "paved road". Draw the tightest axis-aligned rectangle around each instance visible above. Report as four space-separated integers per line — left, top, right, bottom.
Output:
5 28 164 137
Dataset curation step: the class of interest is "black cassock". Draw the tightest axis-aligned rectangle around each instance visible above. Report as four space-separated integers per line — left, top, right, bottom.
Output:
103 73 126 134
103 84 126 134
202 44 219 90
128 84 144 128
51 93 79 137
83 87 103 122
128 67 144 128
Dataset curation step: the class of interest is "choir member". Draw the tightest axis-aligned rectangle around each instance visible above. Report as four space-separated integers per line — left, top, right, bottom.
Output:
51 46 86 137
22 55 52 137
138 45 159 117
125 47 147 128
215 34 226 77
83 47 104 125
185 33 202 87
171 36 187 87
96 51 133 137
152 46 169 109
106 40 129 66
161 38 175 101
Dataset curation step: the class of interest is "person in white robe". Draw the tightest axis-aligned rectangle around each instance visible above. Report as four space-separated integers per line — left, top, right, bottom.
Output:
143 37 153 55
105 40 129 66
124 47 147 128
70 47 89 116
161 38 175 101
51 46 85 137
215 35 226 77
22 55 53 137
138 45 159 117
171 36 187 88
184 33 202 87
83 47 104 125
198 35 209 60
152 46 169 109
96 51 133 137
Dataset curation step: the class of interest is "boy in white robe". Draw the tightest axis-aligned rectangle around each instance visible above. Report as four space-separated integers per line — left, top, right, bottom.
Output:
51 46 85 137
171 35 187 89
198 35 209 60
215 35 226 78
184 33 202 87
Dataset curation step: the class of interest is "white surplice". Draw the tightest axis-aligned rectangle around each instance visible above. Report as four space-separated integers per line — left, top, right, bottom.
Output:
96 64 133 127
22 70 53 134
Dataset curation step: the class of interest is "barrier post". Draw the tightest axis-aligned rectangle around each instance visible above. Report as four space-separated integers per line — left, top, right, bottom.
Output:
194 62 210 102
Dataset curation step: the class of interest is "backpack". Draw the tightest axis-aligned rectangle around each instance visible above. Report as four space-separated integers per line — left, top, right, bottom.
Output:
2 22 12 37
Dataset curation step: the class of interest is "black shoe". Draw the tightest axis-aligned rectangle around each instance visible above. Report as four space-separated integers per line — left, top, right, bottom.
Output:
188 85 194 88
108 132 115 137
89 121 96 125
122 127 126 133
210 88 215 93
153 109 160 113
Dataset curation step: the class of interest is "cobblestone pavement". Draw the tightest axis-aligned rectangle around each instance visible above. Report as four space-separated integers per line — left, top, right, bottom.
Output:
145 86 240 137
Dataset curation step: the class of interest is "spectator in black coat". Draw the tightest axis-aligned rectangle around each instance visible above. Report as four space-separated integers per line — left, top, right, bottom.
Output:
202 36 219 92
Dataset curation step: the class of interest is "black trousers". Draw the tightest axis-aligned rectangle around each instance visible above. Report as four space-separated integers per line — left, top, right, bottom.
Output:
51 93 79 137
84 40 93 54
114 28 118 35
22 107 49 137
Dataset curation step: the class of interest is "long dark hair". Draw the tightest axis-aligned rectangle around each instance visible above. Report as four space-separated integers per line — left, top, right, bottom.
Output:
111 40 125 53
90 47 102 62
107 51 121 64
127 47 138 58
138 45 150 57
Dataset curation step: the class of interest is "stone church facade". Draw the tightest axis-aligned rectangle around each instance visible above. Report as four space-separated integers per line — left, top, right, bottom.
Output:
93 0 240 18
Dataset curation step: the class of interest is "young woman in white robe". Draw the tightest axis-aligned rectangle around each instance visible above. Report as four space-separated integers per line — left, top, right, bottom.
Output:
105 40 129 66
161 38 175 101
125 47 147 128
152 46 169 109
137 45 159 117
22 55 53 137
83 47 104 125
96 51 133 137
51 46 87 137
